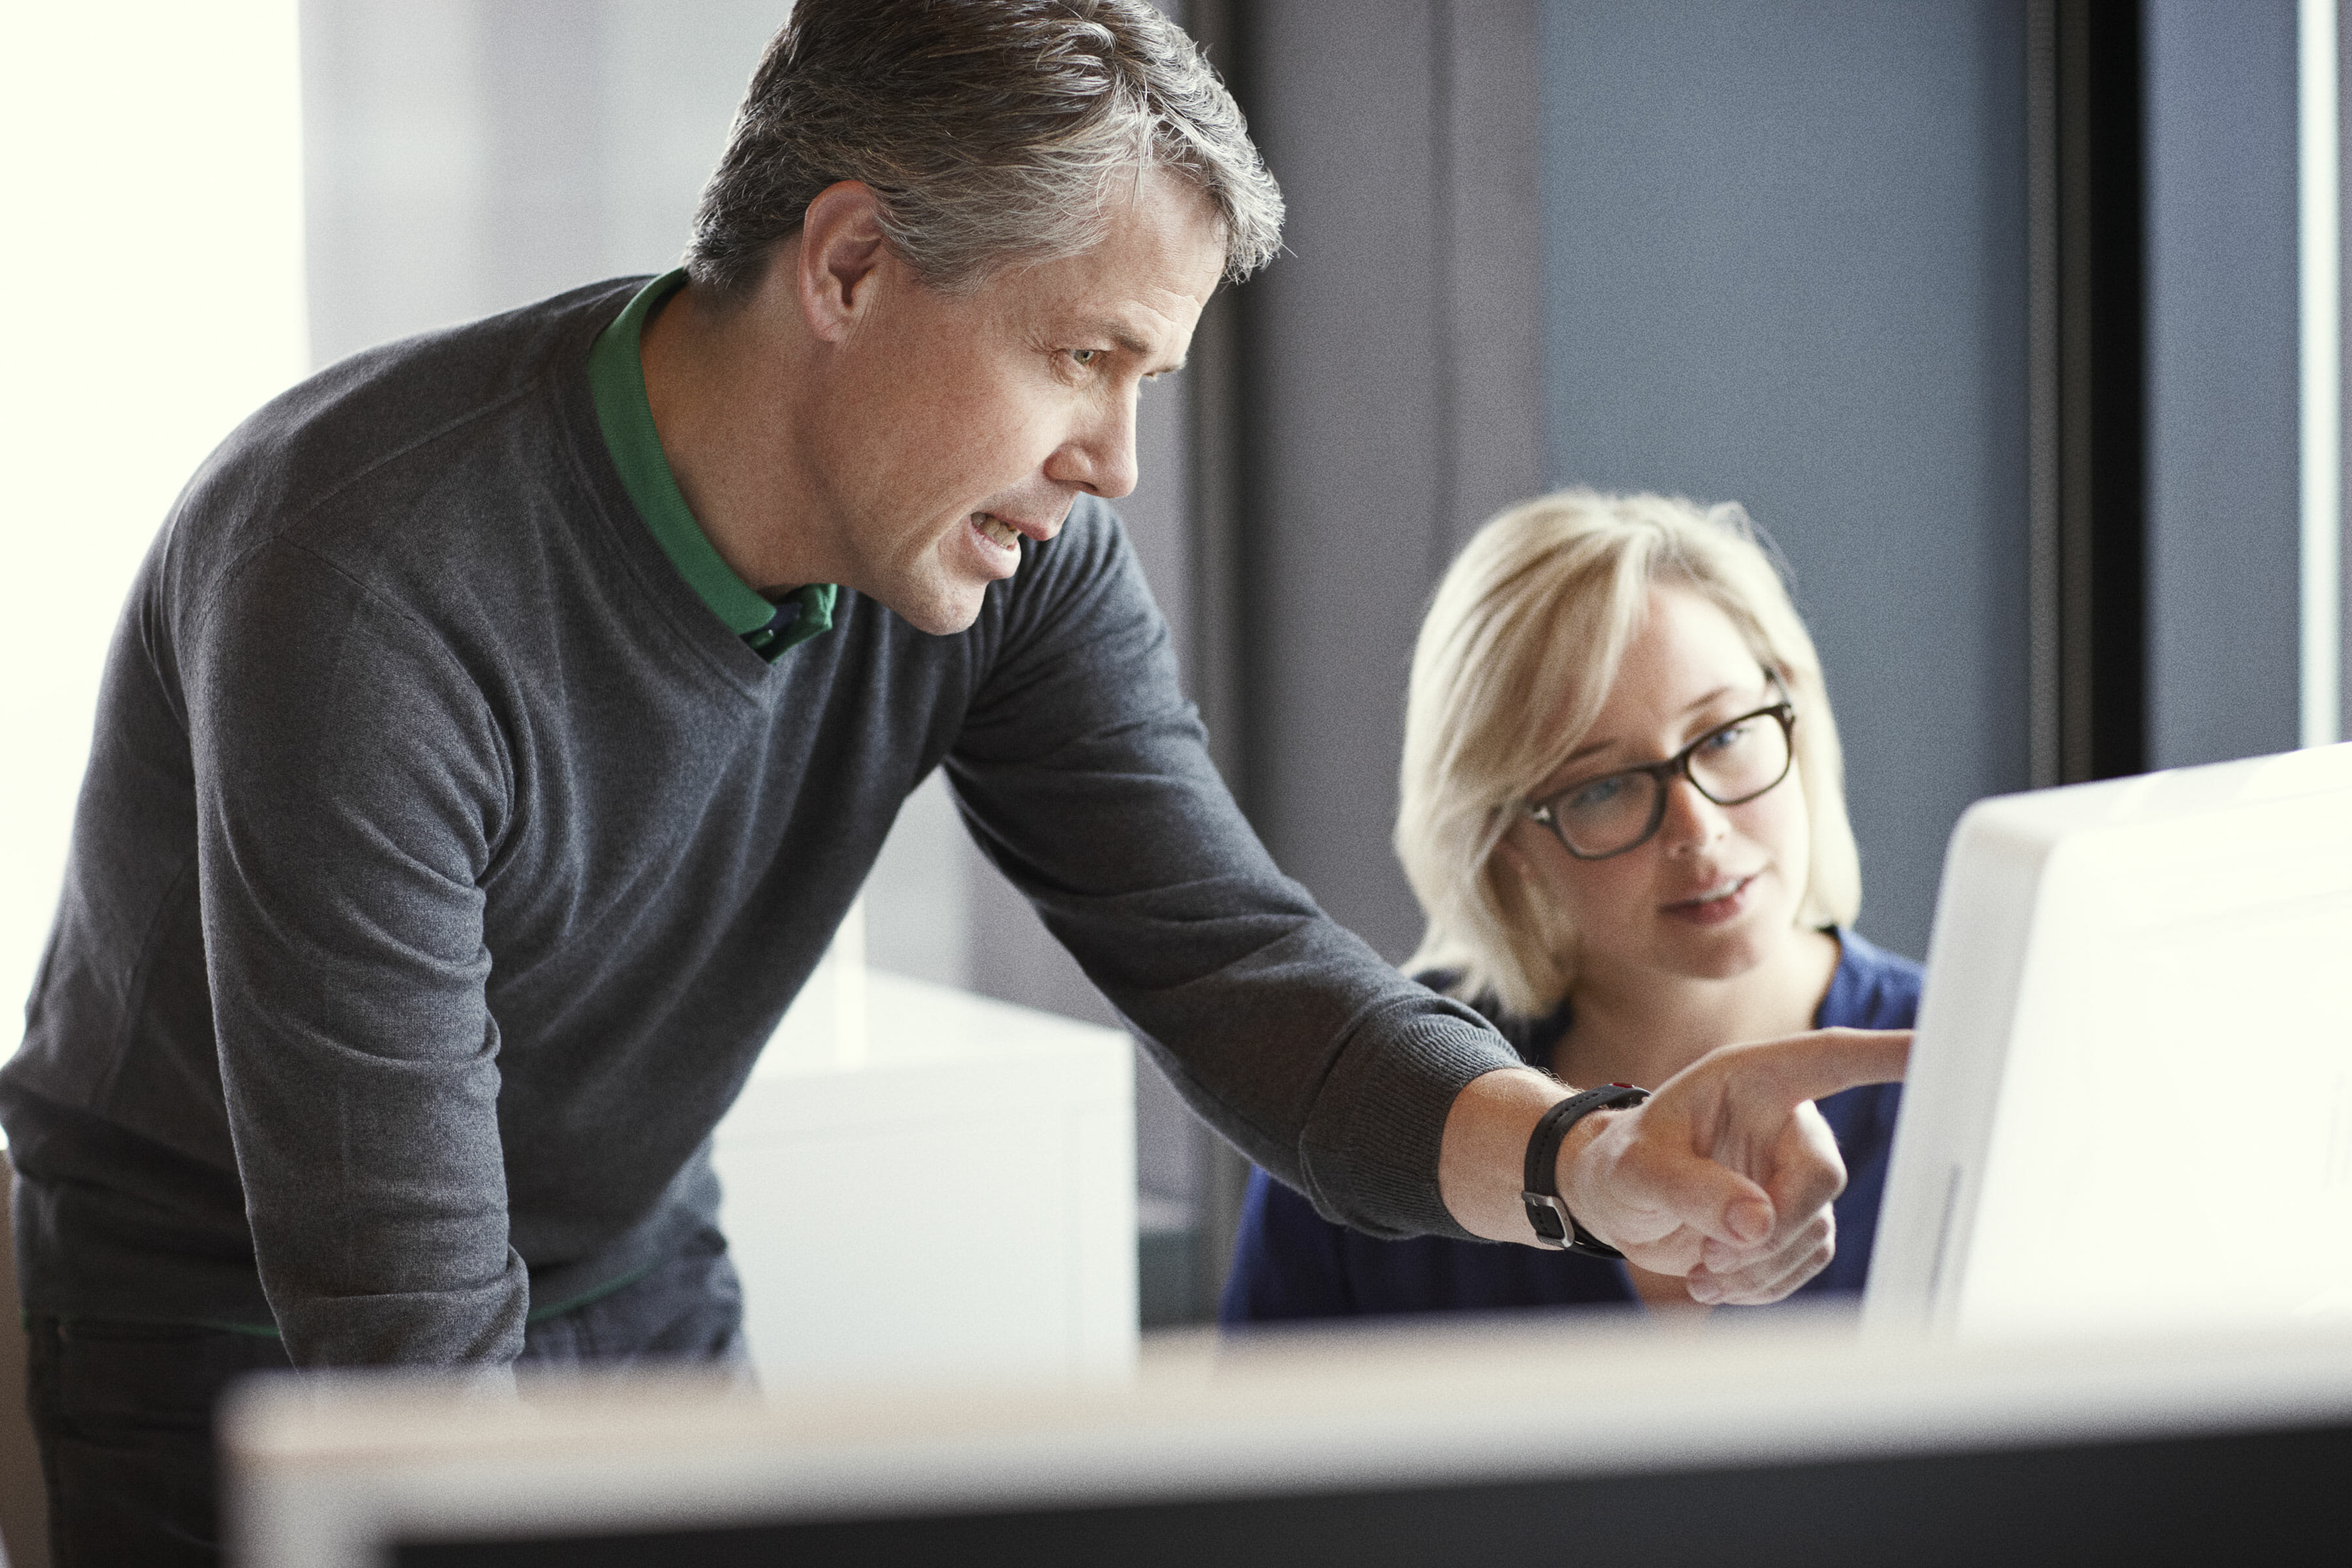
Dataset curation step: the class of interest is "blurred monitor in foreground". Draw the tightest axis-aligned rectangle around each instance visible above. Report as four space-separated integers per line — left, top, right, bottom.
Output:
223 1314 2352 1567
1865 742 2352 1339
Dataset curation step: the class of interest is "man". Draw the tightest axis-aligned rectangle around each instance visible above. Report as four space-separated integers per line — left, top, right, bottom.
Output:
1 2 1903 1561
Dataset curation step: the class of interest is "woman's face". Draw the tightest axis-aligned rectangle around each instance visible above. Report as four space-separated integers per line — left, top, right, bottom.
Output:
1507 585 1815 989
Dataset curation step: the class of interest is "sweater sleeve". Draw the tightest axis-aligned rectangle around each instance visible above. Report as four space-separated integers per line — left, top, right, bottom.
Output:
183 539 527 1368
946 502 1522 1242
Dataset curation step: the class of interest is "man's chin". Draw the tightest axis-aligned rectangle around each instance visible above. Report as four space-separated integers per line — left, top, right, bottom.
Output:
881 583 988 637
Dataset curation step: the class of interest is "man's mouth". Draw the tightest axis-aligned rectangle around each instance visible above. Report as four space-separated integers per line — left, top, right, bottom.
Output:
976 513 1021 550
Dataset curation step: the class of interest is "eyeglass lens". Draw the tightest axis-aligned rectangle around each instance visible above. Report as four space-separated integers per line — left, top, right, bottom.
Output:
1550 711 1792 858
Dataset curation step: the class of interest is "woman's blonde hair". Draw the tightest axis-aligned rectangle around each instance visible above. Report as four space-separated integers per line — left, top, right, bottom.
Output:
1397 489 1861 1017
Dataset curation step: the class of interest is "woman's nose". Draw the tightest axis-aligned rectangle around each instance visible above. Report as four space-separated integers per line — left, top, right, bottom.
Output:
1658 774 1729 853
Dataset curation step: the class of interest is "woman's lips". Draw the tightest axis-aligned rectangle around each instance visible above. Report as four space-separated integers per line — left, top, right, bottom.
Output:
1662 873 1757 926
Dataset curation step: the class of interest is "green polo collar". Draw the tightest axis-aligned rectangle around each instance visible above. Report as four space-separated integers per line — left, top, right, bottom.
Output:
588 270 835 661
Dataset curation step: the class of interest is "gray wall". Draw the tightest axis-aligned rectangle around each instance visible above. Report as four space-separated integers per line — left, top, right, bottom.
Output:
1537 0 2033 962
1234 0 1546 965
2142 0 2304 769
1230 0 2038 969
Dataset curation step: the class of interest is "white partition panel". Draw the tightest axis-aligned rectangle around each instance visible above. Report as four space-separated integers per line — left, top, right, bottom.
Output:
713 961 1136 1389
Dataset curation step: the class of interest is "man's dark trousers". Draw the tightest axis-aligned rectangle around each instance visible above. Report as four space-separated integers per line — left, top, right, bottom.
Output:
24 1226 747 1568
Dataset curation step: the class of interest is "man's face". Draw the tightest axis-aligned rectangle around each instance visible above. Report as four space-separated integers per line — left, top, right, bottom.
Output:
804 169 1226 634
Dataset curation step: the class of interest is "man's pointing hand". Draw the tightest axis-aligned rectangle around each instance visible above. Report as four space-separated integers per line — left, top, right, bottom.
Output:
1559 1028 1913 1304
1440 1027 1910 1305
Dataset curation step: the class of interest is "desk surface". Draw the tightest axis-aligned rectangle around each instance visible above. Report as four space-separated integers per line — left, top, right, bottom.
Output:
226 1311 2352 1567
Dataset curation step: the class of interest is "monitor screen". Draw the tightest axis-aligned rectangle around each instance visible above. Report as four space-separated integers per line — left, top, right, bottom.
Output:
381 1420 2352 1568
1864 742 2352 1338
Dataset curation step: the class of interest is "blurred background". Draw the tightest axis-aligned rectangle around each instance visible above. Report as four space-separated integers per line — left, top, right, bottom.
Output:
4 0 2344 1329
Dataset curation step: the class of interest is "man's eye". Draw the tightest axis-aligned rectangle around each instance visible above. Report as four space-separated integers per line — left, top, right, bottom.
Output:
1070 348 1101 366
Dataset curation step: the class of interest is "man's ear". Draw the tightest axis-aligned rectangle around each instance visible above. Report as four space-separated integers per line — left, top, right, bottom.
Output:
797 180 894 342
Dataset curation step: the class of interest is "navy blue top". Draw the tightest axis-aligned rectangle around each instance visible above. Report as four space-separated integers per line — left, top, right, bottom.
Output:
1220 930 1921 1324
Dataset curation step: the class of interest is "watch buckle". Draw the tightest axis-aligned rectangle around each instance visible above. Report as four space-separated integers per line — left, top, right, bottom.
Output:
1520 1190 1571 1250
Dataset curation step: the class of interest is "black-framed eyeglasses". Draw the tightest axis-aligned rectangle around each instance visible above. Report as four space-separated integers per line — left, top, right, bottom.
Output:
1521 676 1798 861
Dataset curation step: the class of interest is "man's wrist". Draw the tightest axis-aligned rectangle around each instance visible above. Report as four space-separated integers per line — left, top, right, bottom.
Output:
1438 1068 1649 1248
1550 1104 1629 1243
1438 1066 1568 1242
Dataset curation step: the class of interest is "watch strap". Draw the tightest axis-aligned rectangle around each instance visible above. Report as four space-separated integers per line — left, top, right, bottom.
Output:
1520 1083 1651 1256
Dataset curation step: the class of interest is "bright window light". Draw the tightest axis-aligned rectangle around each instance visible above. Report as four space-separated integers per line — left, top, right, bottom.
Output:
0 1 308 1049
2300 0 2341 748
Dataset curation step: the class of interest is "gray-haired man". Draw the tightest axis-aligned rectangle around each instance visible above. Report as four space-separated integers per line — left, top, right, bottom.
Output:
1 3 1902 1561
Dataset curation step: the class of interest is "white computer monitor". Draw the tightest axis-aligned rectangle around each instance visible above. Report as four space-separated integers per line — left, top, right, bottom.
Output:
1863 742 2352 1339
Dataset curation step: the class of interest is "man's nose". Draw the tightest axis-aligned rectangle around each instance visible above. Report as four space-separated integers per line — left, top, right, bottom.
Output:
1050 391 1141 500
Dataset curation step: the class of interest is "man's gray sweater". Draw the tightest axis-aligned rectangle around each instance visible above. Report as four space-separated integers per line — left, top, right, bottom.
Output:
0 279 1519 1368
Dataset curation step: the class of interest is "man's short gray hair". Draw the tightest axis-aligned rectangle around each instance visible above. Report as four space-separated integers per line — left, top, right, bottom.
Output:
686 0 1284 297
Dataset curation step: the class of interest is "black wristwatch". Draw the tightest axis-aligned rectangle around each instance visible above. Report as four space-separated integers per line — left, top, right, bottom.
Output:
1520 1083 1651 1256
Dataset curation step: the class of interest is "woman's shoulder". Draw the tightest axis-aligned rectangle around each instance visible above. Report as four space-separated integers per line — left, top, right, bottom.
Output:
1820 928 1923 1031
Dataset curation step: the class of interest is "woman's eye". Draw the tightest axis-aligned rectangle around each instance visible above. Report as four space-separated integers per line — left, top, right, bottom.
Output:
1704 721 1752 751
1566 776 1626 812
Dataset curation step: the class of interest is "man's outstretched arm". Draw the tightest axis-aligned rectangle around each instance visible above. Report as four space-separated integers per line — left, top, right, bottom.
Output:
956 504 1909 1282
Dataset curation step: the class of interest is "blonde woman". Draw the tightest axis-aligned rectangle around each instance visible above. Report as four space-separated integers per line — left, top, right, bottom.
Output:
1222 490 1919 1320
